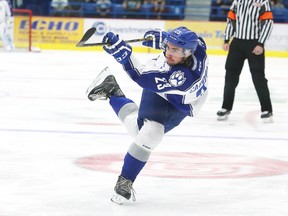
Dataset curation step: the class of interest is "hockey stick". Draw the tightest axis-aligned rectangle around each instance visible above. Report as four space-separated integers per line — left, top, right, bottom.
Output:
76 27 152 47
76 27 97 47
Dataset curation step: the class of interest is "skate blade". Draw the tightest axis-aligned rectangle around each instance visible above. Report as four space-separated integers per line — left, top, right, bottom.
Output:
86 66 111 97
262 116 273 123
111 193 128 205
217 115 229 121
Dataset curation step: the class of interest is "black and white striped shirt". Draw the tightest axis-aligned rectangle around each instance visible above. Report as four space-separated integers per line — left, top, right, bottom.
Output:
224 0 274 45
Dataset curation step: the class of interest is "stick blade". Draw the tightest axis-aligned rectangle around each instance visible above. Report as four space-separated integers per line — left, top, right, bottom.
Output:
76 27 96 47
76 42 85 47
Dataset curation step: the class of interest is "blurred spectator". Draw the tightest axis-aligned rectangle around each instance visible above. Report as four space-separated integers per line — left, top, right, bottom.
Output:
142 0 153 17
50 0 69 16
210 0 232 21
270 0 284 7
217 0 232 13
84 0 96 4
142 0 166 19
96 0 111 17
69 0 83 9
122 0 141 17
152 0 166 18
142 0 153 6
13 0 25 9
68 0 83 17
50 0 83 17
270 0 278 6
82 0 111 17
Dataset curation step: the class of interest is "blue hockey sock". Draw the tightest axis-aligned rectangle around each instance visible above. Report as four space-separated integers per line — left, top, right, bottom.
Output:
121 153 146 182
109 95 134 115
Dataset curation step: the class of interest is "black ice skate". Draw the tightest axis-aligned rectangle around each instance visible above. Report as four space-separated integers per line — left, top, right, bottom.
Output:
86 67 125 101
261 111 273 123
217 108 231 121
111 176 136 205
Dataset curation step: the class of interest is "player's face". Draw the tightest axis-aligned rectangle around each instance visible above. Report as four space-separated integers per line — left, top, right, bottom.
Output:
165 42 187 66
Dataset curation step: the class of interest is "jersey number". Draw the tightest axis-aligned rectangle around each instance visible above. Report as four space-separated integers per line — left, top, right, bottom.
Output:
155 77 171 90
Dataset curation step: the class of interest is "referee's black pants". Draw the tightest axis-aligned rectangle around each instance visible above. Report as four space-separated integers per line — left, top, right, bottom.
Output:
221 38 273 113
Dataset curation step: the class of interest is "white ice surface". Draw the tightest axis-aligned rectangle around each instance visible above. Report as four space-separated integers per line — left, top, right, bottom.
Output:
0 50 288 216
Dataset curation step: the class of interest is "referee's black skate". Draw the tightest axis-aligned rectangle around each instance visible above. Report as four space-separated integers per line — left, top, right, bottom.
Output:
261 111 273 123
86 67 125 101
111 175 136 205
217 108 231 121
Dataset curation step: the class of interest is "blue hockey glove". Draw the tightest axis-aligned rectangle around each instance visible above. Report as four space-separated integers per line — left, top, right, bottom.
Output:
142 29 167 50
102 32 132 64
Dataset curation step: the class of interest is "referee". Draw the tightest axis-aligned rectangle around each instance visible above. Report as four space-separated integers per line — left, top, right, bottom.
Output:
217 0 274 122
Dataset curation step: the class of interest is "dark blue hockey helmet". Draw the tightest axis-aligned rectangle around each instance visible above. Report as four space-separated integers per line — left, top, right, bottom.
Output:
165 26 199 54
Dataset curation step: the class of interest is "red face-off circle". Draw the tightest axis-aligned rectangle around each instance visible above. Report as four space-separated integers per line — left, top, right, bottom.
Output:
75 152 288 179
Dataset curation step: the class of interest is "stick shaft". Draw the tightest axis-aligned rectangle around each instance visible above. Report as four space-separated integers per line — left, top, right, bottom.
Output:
78 37 151 47
76 27 152 47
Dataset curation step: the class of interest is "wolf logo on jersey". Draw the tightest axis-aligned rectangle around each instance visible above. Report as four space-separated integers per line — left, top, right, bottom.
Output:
169 70 186 87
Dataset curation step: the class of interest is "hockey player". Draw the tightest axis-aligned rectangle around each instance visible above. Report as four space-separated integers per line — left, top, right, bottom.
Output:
86 26 209 204
0 0 14 51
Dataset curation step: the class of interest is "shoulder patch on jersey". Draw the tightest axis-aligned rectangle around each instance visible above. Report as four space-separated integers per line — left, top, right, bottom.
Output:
169 70 186 87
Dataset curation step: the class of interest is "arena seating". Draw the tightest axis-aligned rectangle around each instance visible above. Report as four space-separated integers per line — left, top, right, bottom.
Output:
48 0 186 20
209 0 288 23
21 0 288 23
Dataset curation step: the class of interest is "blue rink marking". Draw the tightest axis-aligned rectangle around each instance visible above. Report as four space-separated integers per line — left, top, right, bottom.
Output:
1 128 287 142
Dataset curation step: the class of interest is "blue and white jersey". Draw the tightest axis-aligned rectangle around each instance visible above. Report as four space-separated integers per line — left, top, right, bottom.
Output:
122 39 209 117
0 0 12 22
